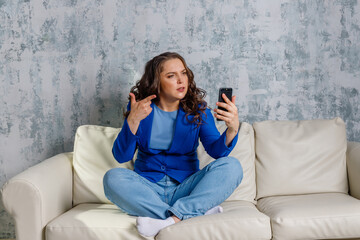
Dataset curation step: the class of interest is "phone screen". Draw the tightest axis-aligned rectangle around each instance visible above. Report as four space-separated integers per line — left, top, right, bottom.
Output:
217 88 232 121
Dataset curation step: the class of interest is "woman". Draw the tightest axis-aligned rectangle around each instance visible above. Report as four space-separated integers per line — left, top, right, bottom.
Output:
103 52 243 237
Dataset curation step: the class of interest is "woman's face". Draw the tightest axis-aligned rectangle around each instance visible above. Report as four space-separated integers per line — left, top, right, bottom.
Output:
158 58 188 104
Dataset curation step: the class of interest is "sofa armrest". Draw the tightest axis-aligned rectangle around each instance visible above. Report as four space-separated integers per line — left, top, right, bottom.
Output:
1 152 73 240
347 141 360 200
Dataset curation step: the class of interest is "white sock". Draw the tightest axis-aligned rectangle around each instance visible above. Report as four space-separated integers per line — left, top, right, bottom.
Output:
136 216 175 237
136 206 222 237
204 205 223 215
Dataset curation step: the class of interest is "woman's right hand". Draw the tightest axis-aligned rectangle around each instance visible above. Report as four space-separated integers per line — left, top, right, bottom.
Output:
127 93 157 134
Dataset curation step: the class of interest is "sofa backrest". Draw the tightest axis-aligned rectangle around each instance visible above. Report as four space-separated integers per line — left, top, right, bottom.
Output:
253 117 348 200
73 125 133 205
72 122 256 205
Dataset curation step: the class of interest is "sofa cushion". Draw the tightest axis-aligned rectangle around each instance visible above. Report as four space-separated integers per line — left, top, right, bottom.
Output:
253 117 348 200
73 125 134 205
46 204 147 240
73 122 255 205
46 202 270 240
198 122 256 203
257 193 360 240
157 201 271 240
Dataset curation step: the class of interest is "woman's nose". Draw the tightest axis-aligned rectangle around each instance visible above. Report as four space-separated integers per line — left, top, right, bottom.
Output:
178 74 185 83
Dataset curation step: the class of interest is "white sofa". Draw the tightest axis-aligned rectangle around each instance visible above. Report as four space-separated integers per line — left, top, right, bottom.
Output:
2 117 360 240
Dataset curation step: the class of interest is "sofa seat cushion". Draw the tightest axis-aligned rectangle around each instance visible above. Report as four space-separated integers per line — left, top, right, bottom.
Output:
157 201 271 240
46 204 149 240
257 193 360 240
46 201 271 240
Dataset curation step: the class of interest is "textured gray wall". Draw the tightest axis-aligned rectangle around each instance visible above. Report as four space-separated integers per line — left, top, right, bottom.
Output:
1 0 360 238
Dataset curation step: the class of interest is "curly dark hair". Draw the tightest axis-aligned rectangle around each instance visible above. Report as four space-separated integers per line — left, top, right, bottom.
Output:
125 52 207 127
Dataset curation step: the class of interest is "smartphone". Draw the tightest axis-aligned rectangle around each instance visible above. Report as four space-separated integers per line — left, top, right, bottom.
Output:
217 88 232 121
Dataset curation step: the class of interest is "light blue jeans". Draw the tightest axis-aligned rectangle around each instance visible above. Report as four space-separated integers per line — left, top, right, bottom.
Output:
103 156 243 220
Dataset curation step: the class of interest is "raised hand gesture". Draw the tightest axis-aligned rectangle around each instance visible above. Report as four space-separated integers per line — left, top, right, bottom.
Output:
127 93 157 134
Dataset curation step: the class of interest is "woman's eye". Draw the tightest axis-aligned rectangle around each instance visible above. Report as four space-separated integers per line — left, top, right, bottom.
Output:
182 71 187 75
167 75 174 78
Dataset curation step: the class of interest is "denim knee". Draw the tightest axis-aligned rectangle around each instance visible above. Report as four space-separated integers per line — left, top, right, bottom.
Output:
103 168 131 195
211 156 243 183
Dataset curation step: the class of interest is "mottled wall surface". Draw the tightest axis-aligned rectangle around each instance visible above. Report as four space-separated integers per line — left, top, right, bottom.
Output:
1 0 360 237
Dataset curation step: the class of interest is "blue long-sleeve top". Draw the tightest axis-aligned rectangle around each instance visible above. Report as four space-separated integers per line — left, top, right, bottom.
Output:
112 102 238 183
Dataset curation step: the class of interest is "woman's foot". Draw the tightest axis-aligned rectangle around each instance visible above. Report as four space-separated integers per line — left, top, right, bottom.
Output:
136 206 222 237
205 205 223 215
136 216 176 237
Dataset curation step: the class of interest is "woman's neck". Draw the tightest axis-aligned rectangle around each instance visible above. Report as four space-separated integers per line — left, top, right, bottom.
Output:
157 100 180 112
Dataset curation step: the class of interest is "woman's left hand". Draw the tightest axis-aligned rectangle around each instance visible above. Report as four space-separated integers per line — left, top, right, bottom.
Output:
214 93 240 139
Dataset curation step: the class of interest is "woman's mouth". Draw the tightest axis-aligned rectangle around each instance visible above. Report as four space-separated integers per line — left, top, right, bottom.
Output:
177 87 185 92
